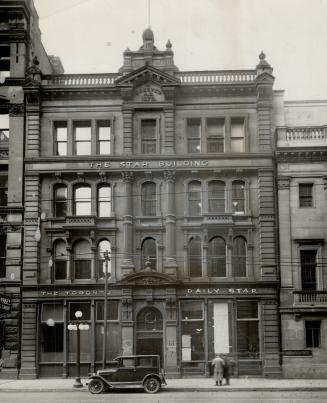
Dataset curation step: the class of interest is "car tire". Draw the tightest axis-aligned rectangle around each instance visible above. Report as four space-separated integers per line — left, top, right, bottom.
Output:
88 379 105 394
143 377 161 394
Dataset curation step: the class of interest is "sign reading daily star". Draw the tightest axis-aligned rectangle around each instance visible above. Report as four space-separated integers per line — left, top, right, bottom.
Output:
186 288 257 295
0 294 11 312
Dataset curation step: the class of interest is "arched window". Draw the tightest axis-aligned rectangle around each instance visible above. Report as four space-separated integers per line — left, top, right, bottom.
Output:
98 239 111 279
73 239 91 280
232 236 247 277
189 236 202 277
188 181 201 215
141 237 157 271
54 184 67 217
208 237 226 277
137 307 163 331
208 181 225 213
232 180 245 213
141 181 156 216
98 184 111 217
53 239 67 280
74 185 91 216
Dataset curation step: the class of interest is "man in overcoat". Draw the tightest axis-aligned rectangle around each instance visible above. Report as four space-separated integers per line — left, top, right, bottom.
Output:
211 354 225 386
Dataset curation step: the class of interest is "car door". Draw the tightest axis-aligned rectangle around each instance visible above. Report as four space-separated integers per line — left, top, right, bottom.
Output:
111 357 138 383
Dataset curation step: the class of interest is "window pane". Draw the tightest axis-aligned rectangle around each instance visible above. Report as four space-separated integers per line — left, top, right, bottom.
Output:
232 181 245 212
98 185 111 217
208 237 226 277
74 260 91 279
54 186 67 217
137 307 163 331
40 323 64 362
41 303 64 322
54 261 66 280
57 143 67 156
189 237 202 277
98 125 111 140
181 301 203 320
189 181 201 215
98 240 111 278
141 119 156 138
237 302 258 319
56 127 67 141
142 182 156 216
305 321 321 348
75 186 91 215
301 250 317 290
208 181 225 213
206 118 225 137
141 238 157 270
76 142 91 155
69 302 91 321
75 126 91 140
207 138 224 153
231 138 244 152
75 125 91 155
187 118 201 138
231 118 245 138
99 141 111 155
237 321 259 358
181 321 205 360
232 237 246 277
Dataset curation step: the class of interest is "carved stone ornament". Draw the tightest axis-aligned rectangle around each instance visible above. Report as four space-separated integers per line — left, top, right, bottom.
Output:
118 271 179 287
121 171 134 183
0 151 9 159
9 103 24 116
164 170 175 182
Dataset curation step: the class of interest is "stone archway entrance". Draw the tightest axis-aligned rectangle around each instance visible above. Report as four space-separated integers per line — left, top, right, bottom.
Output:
136 307 164 367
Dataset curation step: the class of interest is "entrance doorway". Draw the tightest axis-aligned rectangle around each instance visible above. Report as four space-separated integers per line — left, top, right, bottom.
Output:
136 307 164 367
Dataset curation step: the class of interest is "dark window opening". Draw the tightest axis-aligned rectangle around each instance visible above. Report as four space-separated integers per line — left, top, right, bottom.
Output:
301 250 317 290
305 321 321 348
187 118 201 153
41 323 63 353
299 183 313 207
141 119 157 153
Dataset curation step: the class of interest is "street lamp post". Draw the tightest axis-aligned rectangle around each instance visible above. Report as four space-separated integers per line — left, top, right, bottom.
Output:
67 310 89 388
102 250 110 369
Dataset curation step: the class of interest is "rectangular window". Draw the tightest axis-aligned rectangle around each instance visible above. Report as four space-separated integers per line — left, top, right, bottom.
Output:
97 121 111 155
141 119 157 153
74 260 91 280
40 303 64 362
69 302 91 321
54 261 66 280
236 301 259 358
54 122 67 156
299 183 313 207
181 301 204 360
0 114 9 142
305 321 321 348
74 122 91 155
0 45 10 82
301 250 317 290
231 117 245 152
187 118 201 153
206 118 225 153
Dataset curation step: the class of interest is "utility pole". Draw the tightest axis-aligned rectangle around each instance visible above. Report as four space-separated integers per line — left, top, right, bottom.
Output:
102 250 110 369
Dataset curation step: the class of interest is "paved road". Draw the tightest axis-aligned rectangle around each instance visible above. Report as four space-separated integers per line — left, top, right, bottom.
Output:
1 391 327 403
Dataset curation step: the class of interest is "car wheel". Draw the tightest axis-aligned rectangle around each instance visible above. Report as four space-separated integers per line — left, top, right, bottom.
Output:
143 377 161 394
88 379 105 394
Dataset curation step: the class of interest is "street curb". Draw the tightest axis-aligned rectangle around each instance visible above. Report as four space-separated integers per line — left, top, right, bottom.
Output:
1 387 327 393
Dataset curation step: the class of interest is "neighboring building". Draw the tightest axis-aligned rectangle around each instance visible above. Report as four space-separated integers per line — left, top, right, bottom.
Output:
276 96 327 378
19 28 281 379
0 0 62 378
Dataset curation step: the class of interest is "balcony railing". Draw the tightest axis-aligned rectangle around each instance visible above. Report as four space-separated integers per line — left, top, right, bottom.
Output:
277 126 327 147
294 291 327 304
43 73 120 87
176 70 257 84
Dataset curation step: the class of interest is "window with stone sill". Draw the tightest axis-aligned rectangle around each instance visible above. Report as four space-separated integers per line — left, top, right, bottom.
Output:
74 185 91 216
232 180 245 213
97 120 111 155
73 239 92 280
187 118 201 153
206 117 225 153
305 320 321 348
300 249 317 291
141 119 157 154
230 117 245 152
54 122 67 156
208 180 225 213
188 180 202 216
141 181 157 216
74 122 91 155
299 183 314 208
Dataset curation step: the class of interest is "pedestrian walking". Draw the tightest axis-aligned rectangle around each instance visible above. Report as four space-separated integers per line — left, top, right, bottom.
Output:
222 354 236 385
211 353 225 386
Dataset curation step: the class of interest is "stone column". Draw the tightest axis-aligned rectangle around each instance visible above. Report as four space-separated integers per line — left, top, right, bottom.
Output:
163 171 177 275
121 172 135 275
277 176 293 288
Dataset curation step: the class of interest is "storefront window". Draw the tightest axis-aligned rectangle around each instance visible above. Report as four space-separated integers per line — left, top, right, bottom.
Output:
181 301 204 361
95 301 121 361
68 302 91 362
208 301 229 360
236 301 259 358
40 303 64 362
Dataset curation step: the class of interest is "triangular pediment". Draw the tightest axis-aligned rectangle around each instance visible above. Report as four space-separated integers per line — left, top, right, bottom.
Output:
118 270 179 286
115 64 180 87
256 71 275 84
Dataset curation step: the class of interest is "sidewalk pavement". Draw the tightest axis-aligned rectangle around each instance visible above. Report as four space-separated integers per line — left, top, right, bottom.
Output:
0 377 327 392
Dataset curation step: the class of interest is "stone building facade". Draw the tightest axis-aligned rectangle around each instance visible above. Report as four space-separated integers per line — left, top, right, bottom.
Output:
276 96 327 378
0 0 62 378
18 27 281 378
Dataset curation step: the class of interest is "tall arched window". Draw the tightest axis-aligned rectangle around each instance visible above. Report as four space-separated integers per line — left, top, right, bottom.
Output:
98 184 111 217
232 236 247 277
73 239 92 280
137 307 163 331
188 181 201 216
232 180 245 213
208 181 225 213
74 185 91 216
98 239 111 279
53 239 67 280
189 236 202 277
208 237 226 277
141 181 156 216
54 184 67 217
141 237 157 270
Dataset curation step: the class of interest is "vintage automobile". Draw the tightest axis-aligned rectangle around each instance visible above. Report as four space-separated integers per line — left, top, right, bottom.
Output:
86 355 167 394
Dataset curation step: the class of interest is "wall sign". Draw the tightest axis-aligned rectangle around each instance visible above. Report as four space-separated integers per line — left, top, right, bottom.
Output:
186 288 257 295
89 160 209 170
0 294 11 313
38 289 110 297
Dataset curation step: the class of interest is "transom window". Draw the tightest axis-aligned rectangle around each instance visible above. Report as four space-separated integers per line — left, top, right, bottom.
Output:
299 183 313 207
97 121 111 155
74 185 91 216
187 118 201 153
74 122 91 155
54 122 67 156
141 119 157 153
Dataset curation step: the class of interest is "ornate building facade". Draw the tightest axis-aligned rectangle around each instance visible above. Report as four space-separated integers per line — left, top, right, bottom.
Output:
17 27 281 378
276 96 327 377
